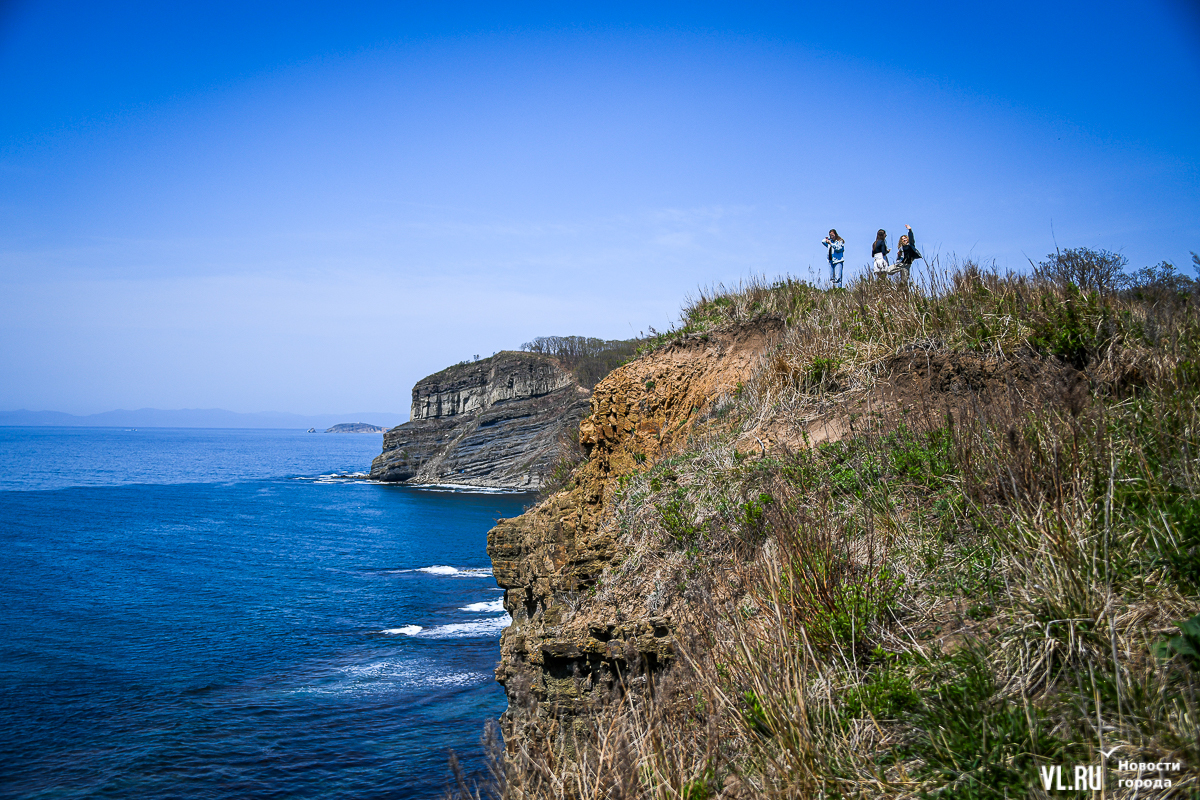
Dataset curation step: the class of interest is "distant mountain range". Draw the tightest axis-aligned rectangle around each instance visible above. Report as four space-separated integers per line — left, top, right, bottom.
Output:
0 408 407 430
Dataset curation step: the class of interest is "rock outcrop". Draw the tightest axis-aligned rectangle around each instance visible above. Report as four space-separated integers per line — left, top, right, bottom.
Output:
369 351 591 489
486 322 782 754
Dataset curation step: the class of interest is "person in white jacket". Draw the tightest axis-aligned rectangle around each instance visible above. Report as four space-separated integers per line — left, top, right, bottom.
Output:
872 229 890 276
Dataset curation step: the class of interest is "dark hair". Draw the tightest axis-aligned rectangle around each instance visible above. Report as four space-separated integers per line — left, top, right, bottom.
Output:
876 229 887 239
829 229 843 242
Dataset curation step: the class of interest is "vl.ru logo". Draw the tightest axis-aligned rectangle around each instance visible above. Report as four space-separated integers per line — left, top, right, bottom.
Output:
1038 764 1103 792
1037 749 1183 793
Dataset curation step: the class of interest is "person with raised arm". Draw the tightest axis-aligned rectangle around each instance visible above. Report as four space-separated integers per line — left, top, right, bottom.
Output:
895 224 922 281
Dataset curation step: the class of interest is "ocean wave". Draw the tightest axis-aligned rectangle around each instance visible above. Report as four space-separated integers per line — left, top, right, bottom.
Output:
388 565 494 578
419 615 512 638
459 598 506 613
408 483 533 494
378 615 512 639
292 476 533 492
380 625 423 636
416 565 461 576
293 471 372 484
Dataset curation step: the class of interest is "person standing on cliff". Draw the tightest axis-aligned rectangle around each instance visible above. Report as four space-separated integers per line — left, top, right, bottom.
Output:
872 229 890 277
895 224 922 281
822 229 846 289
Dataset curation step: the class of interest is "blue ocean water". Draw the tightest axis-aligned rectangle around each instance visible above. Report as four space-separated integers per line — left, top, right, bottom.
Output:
0 427 531 799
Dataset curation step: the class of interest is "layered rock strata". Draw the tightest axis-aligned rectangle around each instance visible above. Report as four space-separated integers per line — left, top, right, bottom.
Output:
369 351 590 489
486 322 782 754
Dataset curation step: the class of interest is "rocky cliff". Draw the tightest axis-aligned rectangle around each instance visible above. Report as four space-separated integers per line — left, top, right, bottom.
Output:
486 322 782 754
369 351 591 489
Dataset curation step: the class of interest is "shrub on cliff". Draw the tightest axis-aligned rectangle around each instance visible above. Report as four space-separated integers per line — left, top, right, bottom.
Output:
1033 246 1128 294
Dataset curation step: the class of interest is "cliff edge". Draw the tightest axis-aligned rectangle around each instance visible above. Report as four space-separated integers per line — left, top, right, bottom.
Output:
370 351 591 489
486 321 782 753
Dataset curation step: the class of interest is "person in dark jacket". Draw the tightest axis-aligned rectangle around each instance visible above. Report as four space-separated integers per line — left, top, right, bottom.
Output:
871 229 889 276
895 224 922 280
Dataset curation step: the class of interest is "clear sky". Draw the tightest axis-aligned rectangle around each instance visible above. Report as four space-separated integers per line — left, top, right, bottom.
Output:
2 1 1197 416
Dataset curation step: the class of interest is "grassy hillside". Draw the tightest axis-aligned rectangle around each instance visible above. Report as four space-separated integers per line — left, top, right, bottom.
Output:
485 254 1200 800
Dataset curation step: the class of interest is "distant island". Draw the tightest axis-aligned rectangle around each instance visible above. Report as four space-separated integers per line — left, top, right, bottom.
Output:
0 408 405 430
325 423 386 433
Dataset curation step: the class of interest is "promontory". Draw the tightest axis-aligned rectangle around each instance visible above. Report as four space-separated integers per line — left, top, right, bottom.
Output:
369 350 591 489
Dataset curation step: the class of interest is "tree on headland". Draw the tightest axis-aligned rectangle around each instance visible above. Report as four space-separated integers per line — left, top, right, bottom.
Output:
522 335 640 389
1033 246 1199 299
1033 246 1128 294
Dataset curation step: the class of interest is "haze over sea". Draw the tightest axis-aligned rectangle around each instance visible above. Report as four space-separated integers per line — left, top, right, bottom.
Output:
0 426 530 799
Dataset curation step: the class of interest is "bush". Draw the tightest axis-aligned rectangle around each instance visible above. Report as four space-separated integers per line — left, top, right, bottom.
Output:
1121 259 1199 300
842 657 921 721
1026 285 1109 367
1034 246 1128 294
658 493 702 544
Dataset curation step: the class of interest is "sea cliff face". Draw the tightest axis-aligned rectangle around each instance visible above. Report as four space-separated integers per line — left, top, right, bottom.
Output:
486 322 782 755
369 351 590 489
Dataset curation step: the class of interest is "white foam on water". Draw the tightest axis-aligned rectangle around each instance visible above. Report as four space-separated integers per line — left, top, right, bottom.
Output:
421 671 491 687
343 661 391 678
294 471 372 484
293 658 491 696
380 625 423 636
389 565 494 578
417 565 460 575
454 568 494 578
459 598 505 613
409 483 530 494
414 615 512 639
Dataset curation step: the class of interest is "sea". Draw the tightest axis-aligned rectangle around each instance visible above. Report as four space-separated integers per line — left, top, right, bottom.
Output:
0 426 533 799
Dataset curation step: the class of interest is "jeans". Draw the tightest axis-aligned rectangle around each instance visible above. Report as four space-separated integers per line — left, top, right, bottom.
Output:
829 259 844 288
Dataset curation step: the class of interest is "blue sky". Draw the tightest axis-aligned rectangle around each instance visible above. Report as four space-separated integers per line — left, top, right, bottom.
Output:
2 1 1198 416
